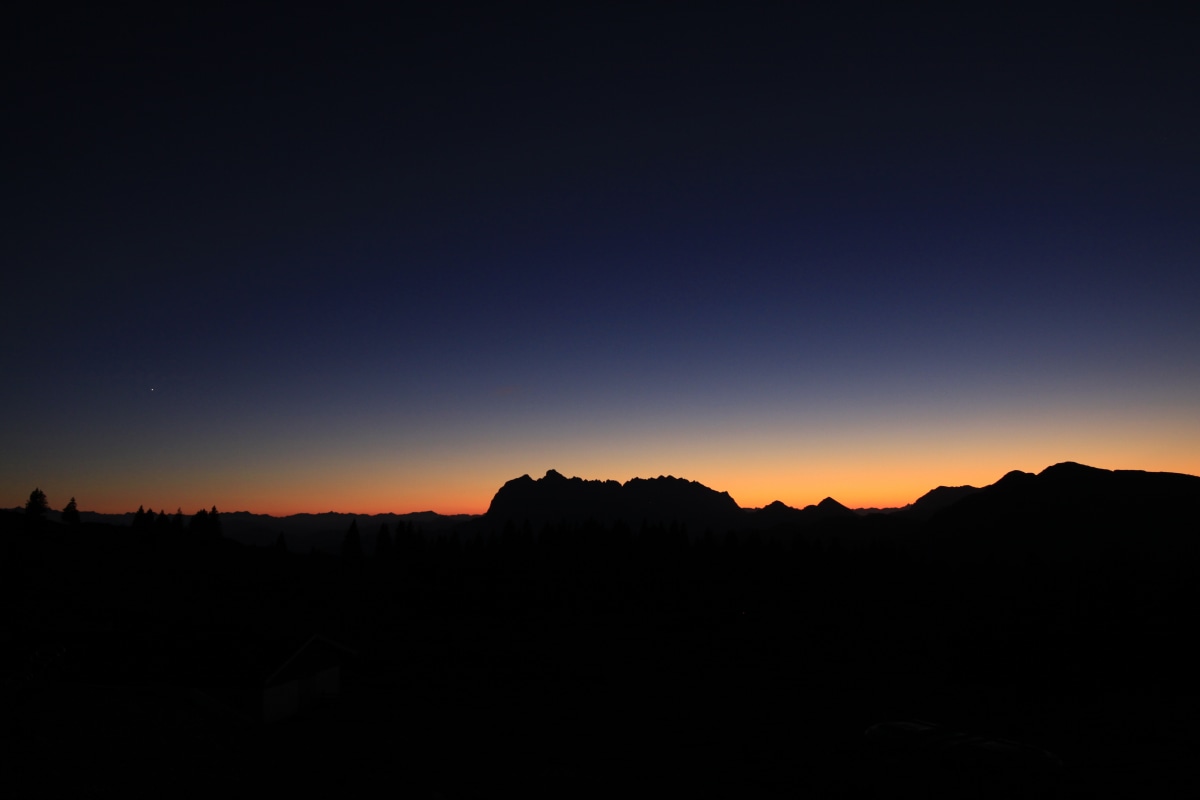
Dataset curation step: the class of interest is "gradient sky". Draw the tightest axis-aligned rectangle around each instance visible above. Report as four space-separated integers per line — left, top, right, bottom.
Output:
5 4 1199 515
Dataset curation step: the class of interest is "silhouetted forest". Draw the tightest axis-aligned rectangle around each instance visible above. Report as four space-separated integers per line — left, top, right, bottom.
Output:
4 463 1198 797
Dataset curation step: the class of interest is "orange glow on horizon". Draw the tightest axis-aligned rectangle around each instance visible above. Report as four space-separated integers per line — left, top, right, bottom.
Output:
14 407 1200 517
45 453 1200 518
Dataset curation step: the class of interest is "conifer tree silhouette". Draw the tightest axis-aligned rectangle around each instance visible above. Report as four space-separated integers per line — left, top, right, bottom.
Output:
25 488 48 522
375 522 393 562
186 507 222 539
341 519 363 561
62 496 80 526
189 508 209 537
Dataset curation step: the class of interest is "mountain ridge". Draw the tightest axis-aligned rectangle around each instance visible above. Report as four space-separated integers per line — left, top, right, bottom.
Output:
485 469 744 532
16 461 1198 555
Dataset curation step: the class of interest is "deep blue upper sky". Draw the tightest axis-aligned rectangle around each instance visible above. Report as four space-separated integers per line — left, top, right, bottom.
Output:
5 3 1199 513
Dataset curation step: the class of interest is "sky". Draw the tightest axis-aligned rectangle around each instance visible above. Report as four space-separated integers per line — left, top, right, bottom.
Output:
4 3 1199 515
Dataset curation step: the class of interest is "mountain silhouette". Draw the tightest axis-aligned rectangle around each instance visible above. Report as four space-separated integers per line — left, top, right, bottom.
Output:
810 496 857 518
895 484 982 521
485 469 743 532
7 458 1199 795
25 461 1197 560
481 461 1200 562
926 461 1200 563
748 496 859 529
750 499 805 528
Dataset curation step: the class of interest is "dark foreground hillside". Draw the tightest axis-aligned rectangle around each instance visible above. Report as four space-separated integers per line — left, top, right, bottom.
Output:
3 471 1198 798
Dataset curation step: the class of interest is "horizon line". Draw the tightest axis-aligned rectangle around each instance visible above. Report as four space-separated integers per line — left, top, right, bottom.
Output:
13 460 1196 519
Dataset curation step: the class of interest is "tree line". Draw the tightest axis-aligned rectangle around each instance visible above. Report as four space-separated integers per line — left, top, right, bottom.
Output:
22 487 222 538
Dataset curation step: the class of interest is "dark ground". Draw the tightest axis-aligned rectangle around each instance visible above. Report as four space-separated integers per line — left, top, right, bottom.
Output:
4 511 1196 797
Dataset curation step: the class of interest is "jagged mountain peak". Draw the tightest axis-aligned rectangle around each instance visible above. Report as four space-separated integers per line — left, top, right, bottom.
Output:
485 469 742 529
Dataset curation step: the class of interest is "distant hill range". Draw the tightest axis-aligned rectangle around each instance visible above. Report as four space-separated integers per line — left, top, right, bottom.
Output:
480 463 1199 560
924 461 1200 562
13 461 1197 557
895 484 984 520
17 508 475 555
749 497 859 529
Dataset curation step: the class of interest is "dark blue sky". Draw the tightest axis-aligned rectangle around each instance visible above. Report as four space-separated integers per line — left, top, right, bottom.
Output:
5 3 1199 513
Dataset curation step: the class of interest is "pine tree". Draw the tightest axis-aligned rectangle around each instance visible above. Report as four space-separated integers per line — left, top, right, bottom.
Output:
62 497 81 526
189 508 209 537
25 488 48 519
341 519 363 561
155 508 173 535
375 522 393 562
